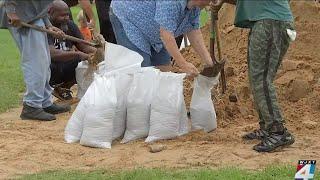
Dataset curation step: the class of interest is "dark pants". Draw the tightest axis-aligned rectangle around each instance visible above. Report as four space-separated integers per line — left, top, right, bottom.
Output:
248 20 294 133
50 59 80 88
96 0 116 43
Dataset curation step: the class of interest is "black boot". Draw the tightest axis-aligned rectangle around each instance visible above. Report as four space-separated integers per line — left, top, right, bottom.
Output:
20 104 56 121
253 129 295 152
44 103 71 115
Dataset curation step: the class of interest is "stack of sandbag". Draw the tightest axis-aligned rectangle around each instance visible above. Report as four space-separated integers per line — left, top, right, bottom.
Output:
121 67 160 143
65 42 143 148
145 72 189 143
112 73 133 140
100 43 144 140
190 75 219 132
65 73 117 149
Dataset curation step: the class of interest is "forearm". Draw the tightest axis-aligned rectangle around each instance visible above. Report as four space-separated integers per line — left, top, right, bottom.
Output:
187 29 212 66
78 0 94 21
160 27 185 65
50 47 80 62
77 43 96 54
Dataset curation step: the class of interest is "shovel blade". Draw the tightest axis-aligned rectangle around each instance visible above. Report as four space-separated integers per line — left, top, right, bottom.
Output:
200 59 226 77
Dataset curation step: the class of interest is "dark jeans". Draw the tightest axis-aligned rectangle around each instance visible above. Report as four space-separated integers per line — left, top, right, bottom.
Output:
50 59 80 88
96 0 116 43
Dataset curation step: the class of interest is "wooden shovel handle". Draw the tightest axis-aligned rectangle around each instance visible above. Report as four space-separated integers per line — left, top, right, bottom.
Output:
20 22 97 47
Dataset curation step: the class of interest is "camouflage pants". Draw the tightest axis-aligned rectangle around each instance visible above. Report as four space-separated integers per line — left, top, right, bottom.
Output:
248 19 294 133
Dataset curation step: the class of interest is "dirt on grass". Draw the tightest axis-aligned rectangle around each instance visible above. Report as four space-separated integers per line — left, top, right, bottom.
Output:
0 1 319 179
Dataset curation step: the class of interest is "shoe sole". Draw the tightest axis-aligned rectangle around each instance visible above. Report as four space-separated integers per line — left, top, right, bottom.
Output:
20 115 56 121
44 108 71 115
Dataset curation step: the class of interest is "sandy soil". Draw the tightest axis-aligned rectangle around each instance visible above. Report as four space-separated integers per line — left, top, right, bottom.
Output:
0 1 319 179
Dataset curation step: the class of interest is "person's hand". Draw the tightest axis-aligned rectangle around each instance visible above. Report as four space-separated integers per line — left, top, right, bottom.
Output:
203 58 214 67
77 51 90 61
47 26 65 39
7 12 21 27
178 61 199 78
211 0 225 14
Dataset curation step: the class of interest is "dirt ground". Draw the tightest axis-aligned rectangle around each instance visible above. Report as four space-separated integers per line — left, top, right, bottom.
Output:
0 1 319 179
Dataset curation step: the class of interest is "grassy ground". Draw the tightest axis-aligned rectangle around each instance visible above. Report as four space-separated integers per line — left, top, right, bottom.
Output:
0 30 24 113
21 166 318 180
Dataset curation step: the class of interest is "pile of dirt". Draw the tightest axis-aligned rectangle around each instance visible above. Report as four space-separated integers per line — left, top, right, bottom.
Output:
181 1 320 133
0 1 319 179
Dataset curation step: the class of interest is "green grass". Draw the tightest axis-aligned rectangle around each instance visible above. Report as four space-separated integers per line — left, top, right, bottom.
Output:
20 166 318 180
0 29 25 112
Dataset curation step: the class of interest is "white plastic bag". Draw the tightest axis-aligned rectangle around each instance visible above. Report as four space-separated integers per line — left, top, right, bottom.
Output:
145 72 187 143
122 67 159 143
79 74 117 149
64 77 95 143
190 75 219 132
100 42 143 74
112 73 133 140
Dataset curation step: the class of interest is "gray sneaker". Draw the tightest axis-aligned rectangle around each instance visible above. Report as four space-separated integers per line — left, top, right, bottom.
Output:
20 104 56 121
43 103 71 115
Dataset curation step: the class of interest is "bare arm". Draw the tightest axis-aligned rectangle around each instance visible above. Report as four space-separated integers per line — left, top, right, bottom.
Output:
50 46 89 62
186 29 213 66
75 42 96 54
160 27 199 76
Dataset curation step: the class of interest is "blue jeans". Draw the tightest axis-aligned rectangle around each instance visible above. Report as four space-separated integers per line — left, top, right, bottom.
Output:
109 9 171 67
8 19 53 108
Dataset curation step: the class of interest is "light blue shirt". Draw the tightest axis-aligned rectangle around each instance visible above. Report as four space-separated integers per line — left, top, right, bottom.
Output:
111 0 200 55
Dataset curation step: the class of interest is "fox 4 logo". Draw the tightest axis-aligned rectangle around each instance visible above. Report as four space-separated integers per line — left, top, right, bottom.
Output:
295 160 316 180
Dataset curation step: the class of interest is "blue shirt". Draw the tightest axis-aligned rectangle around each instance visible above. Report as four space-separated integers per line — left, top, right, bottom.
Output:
111 0 200 55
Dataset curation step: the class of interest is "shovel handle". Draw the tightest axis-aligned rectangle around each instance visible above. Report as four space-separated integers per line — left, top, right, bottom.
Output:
20 22 97 47
211 10 227 94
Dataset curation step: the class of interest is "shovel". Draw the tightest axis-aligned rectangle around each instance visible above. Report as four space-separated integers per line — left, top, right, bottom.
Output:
20 22 99 47
200 10 227 93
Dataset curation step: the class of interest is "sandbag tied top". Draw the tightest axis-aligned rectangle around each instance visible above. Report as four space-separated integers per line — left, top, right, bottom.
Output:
146 72 188 143
190 75 219 133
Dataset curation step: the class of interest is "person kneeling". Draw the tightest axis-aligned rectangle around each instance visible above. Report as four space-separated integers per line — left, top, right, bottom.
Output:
48 0 96 101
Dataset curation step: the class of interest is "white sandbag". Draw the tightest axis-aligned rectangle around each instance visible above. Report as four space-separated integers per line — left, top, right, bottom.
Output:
79 74 117 148
122 67 159 143
112 73 133 140
100 42 143 74
145 72 187 143
64 79 95 143
75 61 95 99
64 96 87 143
178 97 189 136
190 75 219 132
